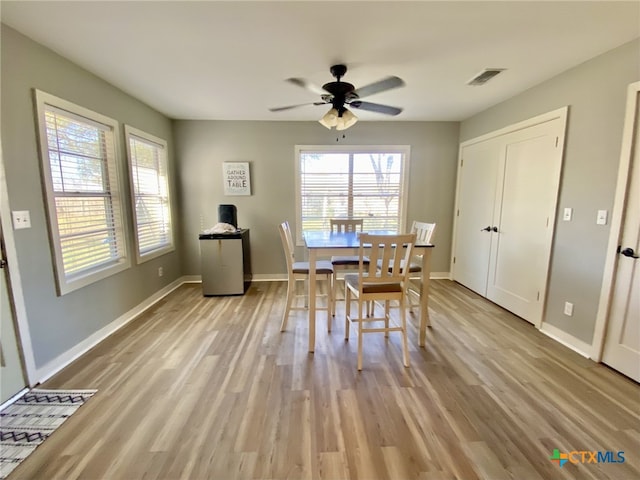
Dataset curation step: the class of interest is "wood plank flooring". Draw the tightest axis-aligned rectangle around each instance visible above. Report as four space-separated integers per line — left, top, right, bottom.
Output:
8 280 640 480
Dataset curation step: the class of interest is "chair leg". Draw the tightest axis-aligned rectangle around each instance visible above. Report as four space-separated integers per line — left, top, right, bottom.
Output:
332 271 337 317
344 287 351 340
408 285 418 313
384 301 390 337
327 274 333 333
400 297 410 367
281 276 296 331
357 300 364 371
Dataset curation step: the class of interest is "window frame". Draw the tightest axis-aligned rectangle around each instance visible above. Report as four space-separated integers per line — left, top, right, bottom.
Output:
34 89 130 296
295 145 411 245
124 125 174 264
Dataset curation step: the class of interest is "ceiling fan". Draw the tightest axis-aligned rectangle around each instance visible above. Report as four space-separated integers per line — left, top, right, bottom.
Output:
269 64 405 130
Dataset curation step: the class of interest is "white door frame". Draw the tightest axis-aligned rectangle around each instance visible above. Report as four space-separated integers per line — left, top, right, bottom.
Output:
592 81 640 361
451 106 568 329
0 138 37 385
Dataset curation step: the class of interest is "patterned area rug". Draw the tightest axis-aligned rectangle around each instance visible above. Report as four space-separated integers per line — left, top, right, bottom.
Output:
0 388 97 479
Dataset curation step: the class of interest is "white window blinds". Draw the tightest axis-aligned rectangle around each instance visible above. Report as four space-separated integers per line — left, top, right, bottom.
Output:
35 91 129 294
297 147 409 239
125 126 173 262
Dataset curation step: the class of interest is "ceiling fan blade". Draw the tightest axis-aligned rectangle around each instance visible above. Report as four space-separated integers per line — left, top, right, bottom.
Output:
286 77 328 95
353 76 405 99
269 101 326 112
349 101 402 116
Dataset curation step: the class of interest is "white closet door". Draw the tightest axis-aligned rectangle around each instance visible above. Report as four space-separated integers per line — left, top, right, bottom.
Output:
602 88 640 382
453 108 567 325
453 137 501 295
486 119 564 323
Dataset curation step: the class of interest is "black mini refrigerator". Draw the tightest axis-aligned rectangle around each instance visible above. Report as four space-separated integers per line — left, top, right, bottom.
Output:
199 229 251 295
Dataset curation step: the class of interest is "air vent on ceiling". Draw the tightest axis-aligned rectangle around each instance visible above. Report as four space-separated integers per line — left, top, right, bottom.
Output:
467 68 506 86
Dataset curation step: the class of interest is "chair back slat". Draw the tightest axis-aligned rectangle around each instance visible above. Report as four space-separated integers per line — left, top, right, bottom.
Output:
278 221 296 271
330 218 364 233
358 233 416 287
411 221 436 244
364 242 380 277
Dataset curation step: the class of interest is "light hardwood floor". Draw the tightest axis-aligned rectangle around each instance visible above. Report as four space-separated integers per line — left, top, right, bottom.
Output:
9 280 640 480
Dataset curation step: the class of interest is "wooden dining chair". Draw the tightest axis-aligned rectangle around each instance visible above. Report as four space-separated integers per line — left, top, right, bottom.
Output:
329 218 368 319
278 221 334 332
344 232 416 370
374 221 436 313
405 221 436 311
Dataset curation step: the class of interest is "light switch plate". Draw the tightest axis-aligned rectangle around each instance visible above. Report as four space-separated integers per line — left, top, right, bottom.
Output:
597 210 608 225
12 210 31 230
564 302 574 316
563 207 572 221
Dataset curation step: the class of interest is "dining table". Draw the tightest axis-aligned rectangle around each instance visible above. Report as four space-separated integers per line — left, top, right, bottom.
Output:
303 230 435 353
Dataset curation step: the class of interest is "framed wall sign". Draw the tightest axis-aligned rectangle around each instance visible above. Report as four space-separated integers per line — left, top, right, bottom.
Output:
222 162 251 196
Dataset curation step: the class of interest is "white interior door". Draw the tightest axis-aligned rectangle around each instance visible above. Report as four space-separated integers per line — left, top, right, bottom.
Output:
0 220 26 404
486 119 564 323
453 108 567 325
602 89 640 382
452 137 501 295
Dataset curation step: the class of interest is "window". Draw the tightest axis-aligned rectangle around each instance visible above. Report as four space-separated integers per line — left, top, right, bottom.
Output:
34 90 130 295
124 126 174 263
295 145 410 242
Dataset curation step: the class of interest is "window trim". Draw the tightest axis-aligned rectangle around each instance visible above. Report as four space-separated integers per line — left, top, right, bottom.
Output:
295 145 411 245
124 125 174 264
34 89 130 295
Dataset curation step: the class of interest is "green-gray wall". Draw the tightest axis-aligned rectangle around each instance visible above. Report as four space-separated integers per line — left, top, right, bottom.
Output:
460 39 640 345
2 20 638 378
172 121 460 277
1 25 183 369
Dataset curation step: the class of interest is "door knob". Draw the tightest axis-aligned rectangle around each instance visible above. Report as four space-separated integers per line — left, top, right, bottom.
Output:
491 226 499 233
619 247 639 259
481 226 491 232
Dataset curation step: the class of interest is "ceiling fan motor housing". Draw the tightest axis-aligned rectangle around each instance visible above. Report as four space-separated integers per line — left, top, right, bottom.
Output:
323 66 358 112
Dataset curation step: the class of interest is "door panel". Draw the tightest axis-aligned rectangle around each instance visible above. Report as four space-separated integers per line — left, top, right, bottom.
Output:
453 138 500 295
603 91 640 382
487 121 561 323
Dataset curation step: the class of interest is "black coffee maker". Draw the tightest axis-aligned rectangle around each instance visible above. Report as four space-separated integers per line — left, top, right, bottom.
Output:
218 204 237 228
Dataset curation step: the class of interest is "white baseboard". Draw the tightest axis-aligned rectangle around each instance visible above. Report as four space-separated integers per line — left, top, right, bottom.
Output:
250 274 288 282
182 274 288 282
255 272 451 281
186 273 451 282
181 275 202 283
539 322 592 359
0 387 29 410
34 277 186 384
430 272 450 279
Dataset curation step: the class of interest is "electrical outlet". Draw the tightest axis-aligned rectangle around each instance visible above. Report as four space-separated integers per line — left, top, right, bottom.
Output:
564 302 574 316
158 267 163 277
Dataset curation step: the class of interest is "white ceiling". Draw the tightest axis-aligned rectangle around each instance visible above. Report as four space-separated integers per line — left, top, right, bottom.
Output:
2 1 639 121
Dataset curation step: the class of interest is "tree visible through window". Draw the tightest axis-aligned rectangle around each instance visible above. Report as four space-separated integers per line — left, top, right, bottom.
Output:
296 146 409 241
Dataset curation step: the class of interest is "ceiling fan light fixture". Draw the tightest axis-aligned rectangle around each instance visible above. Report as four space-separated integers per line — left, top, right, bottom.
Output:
336 108 358 131
319 107 339 129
